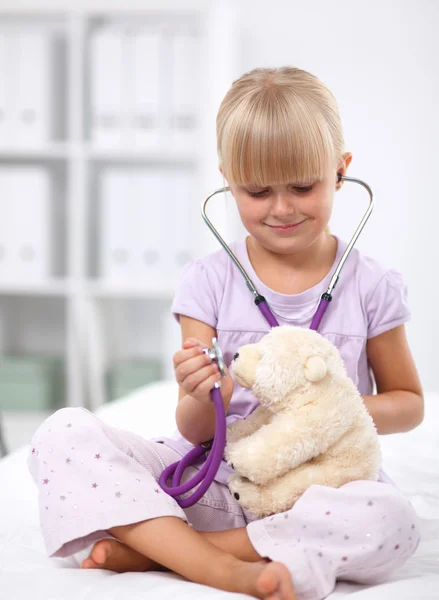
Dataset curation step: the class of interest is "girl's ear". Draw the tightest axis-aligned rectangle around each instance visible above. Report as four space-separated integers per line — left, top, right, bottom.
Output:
342 152 353 169
336 152 353 190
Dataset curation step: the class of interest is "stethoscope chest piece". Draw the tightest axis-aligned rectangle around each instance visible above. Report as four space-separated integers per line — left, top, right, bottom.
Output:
203 337 226 378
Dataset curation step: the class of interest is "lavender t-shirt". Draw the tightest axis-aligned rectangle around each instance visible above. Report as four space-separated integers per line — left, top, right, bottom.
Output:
159 236 410 484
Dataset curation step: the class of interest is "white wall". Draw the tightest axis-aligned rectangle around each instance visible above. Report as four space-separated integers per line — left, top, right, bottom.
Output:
234 0 439 392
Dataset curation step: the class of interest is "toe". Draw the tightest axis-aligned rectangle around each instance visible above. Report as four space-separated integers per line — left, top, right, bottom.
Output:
91 541 111 565
258 562 296 600
81 557 99 569
257 566 279 595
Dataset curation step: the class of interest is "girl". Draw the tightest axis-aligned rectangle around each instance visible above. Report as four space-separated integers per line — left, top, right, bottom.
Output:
28 67 424 600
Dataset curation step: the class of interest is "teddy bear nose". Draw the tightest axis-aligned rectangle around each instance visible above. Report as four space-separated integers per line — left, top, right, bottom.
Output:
234 492 240 500
233 352 239 361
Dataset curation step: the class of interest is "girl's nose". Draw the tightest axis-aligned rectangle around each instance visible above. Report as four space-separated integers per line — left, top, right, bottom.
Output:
271 193 295 217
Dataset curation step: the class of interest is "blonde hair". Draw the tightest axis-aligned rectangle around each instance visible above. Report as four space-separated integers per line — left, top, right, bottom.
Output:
217 67 344 186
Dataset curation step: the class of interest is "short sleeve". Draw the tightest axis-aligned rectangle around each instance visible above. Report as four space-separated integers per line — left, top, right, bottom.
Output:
367 269 411 339
171 260 219 328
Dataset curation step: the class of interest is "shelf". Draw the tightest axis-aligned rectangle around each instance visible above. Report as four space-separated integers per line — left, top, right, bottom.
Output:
87 279 176 298
85 145 198 165
0 280 180 298
0 280 70 297
0 144 70 161
0 145 198 164
0 145 199 164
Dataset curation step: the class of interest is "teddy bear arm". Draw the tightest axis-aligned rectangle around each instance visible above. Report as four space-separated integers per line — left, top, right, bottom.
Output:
273 409 355 470
225 421 300 484
229 411 351 484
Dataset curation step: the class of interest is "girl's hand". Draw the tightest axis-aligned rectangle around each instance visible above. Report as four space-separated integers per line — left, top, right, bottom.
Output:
173 338 222 404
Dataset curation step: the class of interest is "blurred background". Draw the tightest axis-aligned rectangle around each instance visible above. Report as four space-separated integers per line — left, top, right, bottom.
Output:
0 0 437 454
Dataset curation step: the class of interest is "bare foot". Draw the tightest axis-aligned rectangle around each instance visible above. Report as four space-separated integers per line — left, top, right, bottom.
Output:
79 538 296 599
255 561 297 599
80 539 162 572
232 560 296 599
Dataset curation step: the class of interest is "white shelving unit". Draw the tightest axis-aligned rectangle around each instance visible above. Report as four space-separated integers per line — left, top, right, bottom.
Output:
0 1 240 435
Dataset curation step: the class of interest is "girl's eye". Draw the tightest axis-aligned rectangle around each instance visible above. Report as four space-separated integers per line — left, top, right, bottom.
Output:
246 184 314 197
294 185 313 193
247 189 269 198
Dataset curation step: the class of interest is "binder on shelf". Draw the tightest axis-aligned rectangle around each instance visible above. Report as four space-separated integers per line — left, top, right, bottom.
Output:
167 169 196 278
129 28 162 149
0 355 64 412
0 302 5 355
90 26 125 148
0 30 12 147
14 31 53 147
99 169 139 282
136 169 165 282
99 168 168 285
0 170 12 281
0 168 52 283
106 357 162 402
169 29 199 150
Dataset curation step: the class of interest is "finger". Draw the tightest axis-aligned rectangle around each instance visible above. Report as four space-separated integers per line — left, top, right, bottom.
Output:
182 363 220 394
173 345 204 368
175 353 213 384
192 369 222 397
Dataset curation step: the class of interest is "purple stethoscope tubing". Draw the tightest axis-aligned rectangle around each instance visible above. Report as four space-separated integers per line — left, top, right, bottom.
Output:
159 386 226 508
159 175 374 506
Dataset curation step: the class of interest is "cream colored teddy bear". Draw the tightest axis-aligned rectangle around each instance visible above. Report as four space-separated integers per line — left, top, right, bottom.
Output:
225 325 381 517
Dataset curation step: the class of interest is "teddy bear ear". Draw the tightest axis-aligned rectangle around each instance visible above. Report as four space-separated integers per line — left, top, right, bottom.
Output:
304 355 327 382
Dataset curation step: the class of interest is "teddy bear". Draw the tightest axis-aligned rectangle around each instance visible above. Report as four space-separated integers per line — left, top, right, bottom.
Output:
224 325 381 517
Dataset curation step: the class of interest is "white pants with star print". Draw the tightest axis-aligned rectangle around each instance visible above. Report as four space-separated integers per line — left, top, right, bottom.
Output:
28 407 421 600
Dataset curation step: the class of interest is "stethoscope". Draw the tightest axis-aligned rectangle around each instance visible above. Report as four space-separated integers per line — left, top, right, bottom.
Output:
159 174 374 507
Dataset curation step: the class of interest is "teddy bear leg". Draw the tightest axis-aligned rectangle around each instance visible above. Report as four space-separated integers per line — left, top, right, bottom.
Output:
228 459 350 518
256 459 364 516
282 459 352 496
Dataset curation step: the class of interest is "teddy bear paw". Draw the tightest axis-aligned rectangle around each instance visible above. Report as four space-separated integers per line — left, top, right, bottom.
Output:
228 474 265 516
224 444 258 481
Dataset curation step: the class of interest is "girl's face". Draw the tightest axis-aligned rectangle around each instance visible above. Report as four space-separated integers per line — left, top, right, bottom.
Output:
229 156 351 256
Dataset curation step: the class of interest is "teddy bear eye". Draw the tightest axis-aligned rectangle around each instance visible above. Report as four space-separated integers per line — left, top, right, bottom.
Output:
233 352 239 360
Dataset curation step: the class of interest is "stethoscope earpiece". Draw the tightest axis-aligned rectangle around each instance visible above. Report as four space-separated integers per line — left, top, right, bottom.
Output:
337 172 343 184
